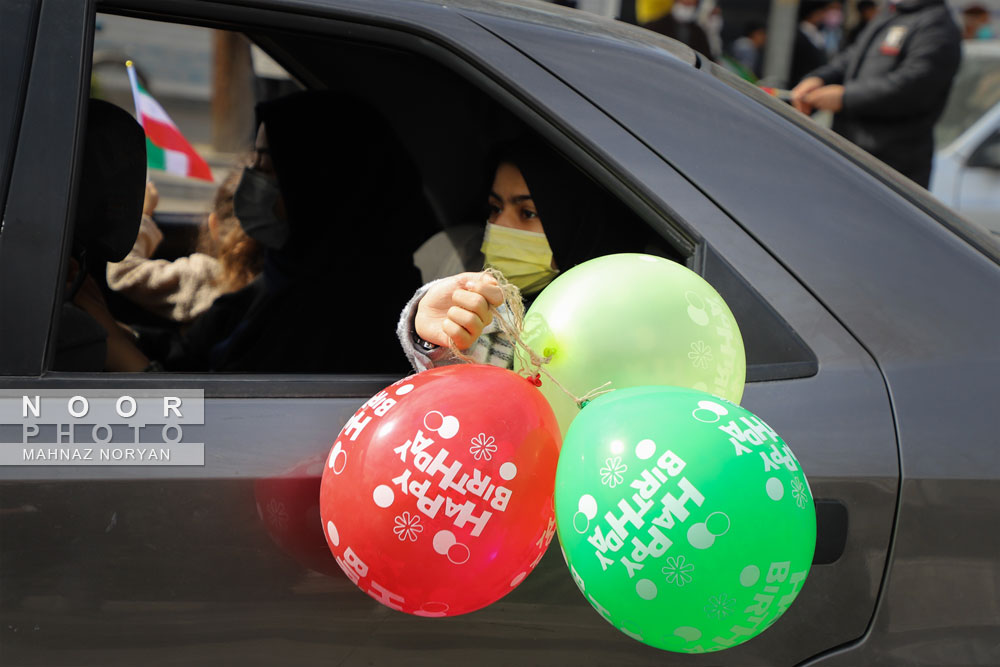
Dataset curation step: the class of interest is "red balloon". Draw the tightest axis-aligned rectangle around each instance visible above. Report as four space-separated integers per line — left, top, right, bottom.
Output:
319 364 561 616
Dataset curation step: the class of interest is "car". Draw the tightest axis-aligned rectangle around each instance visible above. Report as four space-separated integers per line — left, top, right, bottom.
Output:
1 1 999 665
931 39 1000 238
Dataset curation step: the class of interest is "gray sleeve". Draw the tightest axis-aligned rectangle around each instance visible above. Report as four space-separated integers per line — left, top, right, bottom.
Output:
396 279 456 372
396 280 512 373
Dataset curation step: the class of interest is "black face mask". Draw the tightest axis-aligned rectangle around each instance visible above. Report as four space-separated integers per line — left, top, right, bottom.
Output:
233 167 290 250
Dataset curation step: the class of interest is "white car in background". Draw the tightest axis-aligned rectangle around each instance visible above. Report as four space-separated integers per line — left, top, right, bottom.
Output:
931 40 1000 237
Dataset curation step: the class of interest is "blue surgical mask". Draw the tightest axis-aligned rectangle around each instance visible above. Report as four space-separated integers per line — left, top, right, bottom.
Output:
234 167 290 250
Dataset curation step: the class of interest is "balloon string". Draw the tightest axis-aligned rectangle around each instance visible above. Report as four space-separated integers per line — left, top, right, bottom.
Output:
447 269 613 409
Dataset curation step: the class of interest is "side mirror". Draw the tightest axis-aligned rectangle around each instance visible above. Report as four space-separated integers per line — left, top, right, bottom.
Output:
967 130 1000 169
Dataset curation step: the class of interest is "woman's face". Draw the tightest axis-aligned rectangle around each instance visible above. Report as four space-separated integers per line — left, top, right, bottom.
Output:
250 124 287 221
487 162 544 234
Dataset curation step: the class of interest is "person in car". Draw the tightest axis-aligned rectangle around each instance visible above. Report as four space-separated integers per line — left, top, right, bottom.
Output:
105 165 263 323
164 90 435 373
399 139 647 372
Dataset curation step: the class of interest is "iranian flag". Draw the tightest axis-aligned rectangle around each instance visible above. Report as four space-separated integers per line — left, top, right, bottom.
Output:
126 61 213 181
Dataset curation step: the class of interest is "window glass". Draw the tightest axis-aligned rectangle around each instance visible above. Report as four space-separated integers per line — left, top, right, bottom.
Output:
91 14 298 214
61 11 807 382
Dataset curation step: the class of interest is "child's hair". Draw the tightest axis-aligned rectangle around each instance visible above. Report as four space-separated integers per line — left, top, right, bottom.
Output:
197 157 263 293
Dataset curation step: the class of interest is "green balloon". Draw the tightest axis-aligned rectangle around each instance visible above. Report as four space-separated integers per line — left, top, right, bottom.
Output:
555 386 815 653
517 254 745 435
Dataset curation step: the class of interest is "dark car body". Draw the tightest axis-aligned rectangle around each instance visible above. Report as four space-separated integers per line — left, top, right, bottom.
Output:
1 0 999 665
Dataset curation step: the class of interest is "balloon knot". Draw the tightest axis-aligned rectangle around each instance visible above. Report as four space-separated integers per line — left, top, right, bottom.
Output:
528 373 542 387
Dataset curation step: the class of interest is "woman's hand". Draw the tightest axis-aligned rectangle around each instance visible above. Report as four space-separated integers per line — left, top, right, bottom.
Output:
415 272 504 350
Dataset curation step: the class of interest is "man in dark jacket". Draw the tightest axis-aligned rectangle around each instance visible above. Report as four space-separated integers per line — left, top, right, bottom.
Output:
790 0 961 187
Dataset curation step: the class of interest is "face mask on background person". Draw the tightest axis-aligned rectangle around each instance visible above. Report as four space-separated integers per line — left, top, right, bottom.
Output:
671 2 698 23
480 223 559 295
233 167 290 250
823 8 844 28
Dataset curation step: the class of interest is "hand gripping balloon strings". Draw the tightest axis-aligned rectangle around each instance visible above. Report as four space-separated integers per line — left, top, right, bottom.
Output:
446 269 613 410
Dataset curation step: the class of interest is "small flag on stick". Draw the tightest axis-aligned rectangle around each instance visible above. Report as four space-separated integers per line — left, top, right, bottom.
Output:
126 60 213 181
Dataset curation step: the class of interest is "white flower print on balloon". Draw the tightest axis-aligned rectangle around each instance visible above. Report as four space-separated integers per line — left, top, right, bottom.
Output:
791 477 809 509
600 456 627 488
661 555 695 587
688 341 713 369
705 593 735 619
469 433 498 461
393 511 423 542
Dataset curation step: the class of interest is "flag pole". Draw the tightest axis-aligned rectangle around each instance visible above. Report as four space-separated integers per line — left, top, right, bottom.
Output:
125 60 144 130
125 60 151 183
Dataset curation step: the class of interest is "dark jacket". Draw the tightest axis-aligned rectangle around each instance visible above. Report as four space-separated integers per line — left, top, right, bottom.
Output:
790 25 829 88
807 0 961 187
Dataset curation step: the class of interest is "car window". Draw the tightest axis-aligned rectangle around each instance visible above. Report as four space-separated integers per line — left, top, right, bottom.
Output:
54 8 808 382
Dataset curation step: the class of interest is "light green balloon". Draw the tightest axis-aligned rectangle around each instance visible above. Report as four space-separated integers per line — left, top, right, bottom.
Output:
555 386 815 653
517 253 745 435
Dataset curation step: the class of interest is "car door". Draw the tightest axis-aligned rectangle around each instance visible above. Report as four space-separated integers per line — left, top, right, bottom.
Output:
1 1 895 666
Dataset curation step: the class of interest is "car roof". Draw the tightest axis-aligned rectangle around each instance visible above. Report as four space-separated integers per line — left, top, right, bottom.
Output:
410 0 699 64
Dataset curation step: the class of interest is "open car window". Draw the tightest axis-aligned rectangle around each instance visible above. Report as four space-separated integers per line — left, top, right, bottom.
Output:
51 7 813 384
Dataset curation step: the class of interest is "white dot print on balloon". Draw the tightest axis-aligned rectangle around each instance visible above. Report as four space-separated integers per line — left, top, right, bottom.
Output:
766 477 785 501
433 529 470 565
674 626 702 641
687 511 730 550
636 578 658 600
394 383 414 396
635 439 656 460
499 462 518 481
414 601 449 617
327 441 347 474
372 484 394 508
326 520 340 547
619 622 643 641
510 572 528 588
423 411 460 439
685 290 710 326
574 494 599 533
692 400 729 424
740 565 760 587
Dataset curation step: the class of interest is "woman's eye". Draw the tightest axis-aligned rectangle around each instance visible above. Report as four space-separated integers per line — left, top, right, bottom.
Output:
486 204 501 220
522 208 538 220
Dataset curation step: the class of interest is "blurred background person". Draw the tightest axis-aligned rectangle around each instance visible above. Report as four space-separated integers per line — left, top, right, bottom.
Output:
822 1 845 56
790 0 961 188
843 0 878 49
729 20 768 81
791 0 837 86
644 0 714 60
962 3 996 39
701 2 725 61
106 163 263 324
